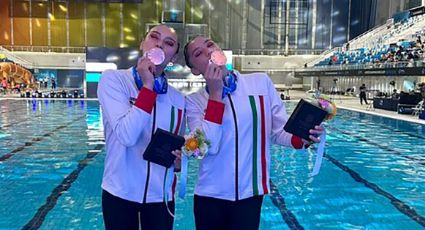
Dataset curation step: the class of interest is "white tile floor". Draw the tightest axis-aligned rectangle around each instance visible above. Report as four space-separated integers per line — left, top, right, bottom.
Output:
286 90 425 125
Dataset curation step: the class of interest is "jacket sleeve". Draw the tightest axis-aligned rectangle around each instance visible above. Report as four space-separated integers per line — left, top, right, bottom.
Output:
185 95 225 155
266 75 304 149
97 70 157 147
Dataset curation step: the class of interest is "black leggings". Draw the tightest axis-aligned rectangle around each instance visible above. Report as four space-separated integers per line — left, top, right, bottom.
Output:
360 92 368 104
102 190 174 230
194 195 264 230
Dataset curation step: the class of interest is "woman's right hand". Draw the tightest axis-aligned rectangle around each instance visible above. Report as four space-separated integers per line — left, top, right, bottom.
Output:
205 62 224 101
136 56 155 90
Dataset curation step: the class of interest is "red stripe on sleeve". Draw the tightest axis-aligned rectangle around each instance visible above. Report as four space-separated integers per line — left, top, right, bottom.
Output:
204 99 225 124
134 87 157 113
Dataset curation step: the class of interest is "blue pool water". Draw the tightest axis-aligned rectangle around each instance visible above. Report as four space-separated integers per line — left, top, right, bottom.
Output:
1 99 425 229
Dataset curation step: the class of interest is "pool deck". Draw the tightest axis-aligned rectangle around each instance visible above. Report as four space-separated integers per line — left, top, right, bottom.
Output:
287 90 425 125
2 91 425 125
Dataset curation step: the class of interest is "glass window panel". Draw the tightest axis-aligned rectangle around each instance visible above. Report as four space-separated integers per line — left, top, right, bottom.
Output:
13 1 30 46
32 2 48 46
68 2 84 47
13 0 30 17
297 4 311 49
406 0 421 9
138 0 159 36
190 0 205 24
13 18 30 46
185 0 192 23
288 25 296 46
122 3 140 48
315 0 331 49
105 3 121 47
32 18 48 46
0 0 11 45
287 0 311 49
51 2 67 19
331 0 348 47
228 0 243 49
32 1 47 18
86 3 103 47
51 2 67 46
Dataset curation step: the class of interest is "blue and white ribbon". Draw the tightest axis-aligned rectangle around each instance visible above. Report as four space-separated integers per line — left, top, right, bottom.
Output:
310 131 326 177
164 167 175 217
178 155 189 199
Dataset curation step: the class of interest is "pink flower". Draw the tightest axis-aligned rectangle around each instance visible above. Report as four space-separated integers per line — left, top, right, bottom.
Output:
319 99 330 109
193 149 200 157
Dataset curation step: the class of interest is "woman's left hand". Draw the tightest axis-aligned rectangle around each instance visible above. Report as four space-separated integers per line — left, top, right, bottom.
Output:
172 150 182 172
303 125 325 145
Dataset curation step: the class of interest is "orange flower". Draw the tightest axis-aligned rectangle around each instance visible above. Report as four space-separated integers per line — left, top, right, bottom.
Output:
185 138 199 151
325 102 337 120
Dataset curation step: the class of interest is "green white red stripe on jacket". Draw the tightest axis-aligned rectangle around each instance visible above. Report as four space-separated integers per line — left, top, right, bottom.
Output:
249 95 269 196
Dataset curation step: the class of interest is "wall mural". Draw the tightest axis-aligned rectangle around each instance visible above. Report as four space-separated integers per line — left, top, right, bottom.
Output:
0 62 35 89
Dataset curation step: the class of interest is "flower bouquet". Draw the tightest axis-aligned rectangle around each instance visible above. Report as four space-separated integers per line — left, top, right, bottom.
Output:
179 129 211 199
307 93 335 176
313 95 337 120
182 128 210 159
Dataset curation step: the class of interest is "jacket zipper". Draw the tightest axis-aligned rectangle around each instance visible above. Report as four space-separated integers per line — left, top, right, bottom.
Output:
228 95 239 201
143 103 156 203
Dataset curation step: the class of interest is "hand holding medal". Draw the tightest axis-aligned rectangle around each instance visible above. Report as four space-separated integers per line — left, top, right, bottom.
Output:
206 50 237 98
210 50 227 66
145 47 165 66
134 48 168 93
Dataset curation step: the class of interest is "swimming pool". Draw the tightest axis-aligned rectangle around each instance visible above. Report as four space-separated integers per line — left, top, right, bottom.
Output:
1 99 424 229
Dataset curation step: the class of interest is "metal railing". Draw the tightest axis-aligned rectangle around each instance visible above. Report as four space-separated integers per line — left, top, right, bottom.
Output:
232 48 324 56
0 46 34 68
303 60 425 71
1 46 86 53
305 47 342 67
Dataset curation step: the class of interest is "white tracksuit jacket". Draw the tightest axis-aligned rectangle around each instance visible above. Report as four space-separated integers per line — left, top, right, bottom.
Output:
186 71 305 201
98 68 185 203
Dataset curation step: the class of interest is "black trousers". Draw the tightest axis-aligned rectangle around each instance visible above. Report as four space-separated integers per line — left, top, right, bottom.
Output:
102 190 174 230
360 92 368 105
194 195 264 230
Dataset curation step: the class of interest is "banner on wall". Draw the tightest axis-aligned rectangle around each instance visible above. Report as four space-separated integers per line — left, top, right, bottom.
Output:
295 67 425 78
36 69 57 81
57 70 85 88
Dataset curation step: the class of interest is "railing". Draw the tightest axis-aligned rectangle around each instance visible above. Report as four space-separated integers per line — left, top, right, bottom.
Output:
305 47 342 67
0 46 34 68
303 60 425 71
3 45 324 56
1 46 86 53
232 48 324 56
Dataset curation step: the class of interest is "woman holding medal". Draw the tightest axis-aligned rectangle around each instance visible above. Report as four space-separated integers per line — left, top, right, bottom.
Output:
97 25 185 230
183 36 325 230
